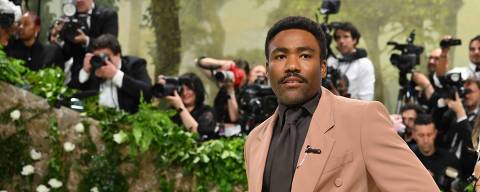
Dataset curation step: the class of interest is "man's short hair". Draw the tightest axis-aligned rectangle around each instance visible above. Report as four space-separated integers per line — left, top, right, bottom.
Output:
469 35 480 47
465 77 480 89
399 104 425 115
264 16 327 61
89 34 122 55
414 113 433 126
333 22 361 45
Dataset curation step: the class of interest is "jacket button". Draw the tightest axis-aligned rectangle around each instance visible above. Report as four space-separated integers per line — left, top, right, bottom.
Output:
334 178 343 187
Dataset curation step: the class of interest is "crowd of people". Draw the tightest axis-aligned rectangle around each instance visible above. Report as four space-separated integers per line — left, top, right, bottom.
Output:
2 0 480 191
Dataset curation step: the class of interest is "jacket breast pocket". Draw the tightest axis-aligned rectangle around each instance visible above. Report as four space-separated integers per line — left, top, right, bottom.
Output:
323 151 354 173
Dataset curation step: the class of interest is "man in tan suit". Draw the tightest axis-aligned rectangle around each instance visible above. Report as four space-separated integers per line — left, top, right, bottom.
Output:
244 16 439 191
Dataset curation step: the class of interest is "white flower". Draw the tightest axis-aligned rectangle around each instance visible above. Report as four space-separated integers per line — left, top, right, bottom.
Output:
36 184 50 192
63 142 75 152
48 178 63 188
113 131 127 144
30 149 42 160
90 187 99 192
73 122 85 133
0 190 8 192
10 109 20 120
21 164 35 176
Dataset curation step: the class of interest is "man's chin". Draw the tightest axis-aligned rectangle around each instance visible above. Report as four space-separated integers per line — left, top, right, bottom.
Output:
278 91 310 106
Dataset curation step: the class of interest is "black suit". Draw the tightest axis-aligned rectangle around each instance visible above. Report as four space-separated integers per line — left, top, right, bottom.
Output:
6 39 63 71
79 56 152 113
59 5 118 89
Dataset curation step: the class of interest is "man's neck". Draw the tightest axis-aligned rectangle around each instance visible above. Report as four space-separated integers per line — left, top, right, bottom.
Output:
420 148 435 157
23 38 35 47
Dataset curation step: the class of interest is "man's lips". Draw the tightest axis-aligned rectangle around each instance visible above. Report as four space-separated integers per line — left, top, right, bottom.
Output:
282 76 304 84
278 72 308 85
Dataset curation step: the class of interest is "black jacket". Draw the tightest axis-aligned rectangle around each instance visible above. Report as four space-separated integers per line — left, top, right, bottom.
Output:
5 39 63 71
78 56 152 113
60 5 119 89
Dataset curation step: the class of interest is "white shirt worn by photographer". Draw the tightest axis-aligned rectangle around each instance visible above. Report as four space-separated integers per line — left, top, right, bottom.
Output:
78 60 124 109
327 52 375 100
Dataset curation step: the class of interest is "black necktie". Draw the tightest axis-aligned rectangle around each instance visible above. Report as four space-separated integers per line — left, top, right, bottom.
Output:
268 107 304 192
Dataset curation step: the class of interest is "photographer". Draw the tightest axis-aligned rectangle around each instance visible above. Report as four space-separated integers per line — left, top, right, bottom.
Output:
5 12 63 71
327 22 375 100
400 103 425 148
246 64 267 85
50 0 118 89
412 114 460 191
196 57 248 131
157 73 217 141
432 79 480 186
0 0 21 47
78 34 151 113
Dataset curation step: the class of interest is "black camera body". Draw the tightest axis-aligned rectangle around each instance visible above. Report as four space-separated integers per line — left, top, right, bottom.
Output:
59 15 89 43
151 76 190 98
438 73 470 100
0 12 14 28
238 81 277 133
440 38 462 49
58 1 88 43
90 54 109 71
387 30 424 74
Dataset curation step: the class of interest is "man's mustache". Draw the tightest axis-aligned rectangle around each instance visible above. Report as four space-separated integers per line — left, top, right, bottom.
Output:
278 72 308 84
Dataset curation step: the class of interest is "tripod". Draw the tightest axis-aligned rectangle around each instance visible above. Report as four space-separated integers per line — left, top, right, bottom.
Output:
395 71 418 113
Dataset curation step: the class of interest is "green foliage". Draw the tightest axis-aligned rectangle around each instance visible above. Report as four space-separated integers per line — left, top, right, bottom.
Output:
0 47 27 85
192 138 246 192
1 46 248 190
44 118 67 185
78 153 129 192
25 67 75 105
0 128 31 183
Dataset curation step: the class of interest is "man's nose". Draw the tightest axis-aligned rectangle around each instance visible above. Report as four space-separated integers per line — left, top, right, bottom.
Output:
285 56 300 72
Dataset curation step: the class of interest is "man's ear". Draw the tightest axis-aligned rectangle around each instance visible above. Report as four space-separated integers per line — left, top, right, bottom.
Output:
265 61 270 78
353 38 358 46
321 60 327 78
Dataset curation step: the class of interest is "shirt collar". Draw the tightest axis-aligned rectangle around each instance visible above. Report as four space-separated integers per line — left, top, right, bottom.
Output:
88 3 95 15
469 62 477 71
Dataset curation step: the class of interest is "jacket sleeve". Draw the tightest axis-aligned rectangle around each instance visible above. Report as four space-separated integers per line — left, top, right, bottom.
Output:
361 101 439 191
119 58 152 102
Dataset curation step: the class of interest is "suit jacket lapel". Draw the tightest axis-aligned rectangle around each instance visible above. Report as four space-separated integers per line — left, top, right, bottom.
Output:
291 87 336 191
249 111 278 192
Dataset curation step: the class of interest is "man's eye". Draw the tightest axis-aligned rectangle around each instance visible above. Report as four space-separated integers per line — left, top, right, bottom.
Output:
300 54 312 59
274 55 286 60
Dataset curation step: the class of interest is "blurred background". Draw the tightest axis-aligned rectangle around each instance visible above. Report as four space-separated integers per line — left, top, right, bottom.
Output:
29 0 480 112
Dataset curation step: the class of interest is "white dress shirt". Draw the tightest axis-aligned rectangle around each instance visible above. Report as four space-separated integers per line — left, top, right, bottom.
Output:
78 60 124 109
327 53 375 100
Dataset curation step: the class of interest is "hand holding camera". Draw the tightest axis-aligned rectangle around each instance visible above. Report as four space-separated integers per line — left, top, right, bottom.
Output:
83 53 117 80
73 29 88 45
445 91 466 119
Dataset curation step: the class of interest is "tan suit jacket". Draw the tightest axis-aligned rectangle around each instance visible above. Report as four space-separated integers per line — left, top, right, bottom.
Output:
244 88 439 191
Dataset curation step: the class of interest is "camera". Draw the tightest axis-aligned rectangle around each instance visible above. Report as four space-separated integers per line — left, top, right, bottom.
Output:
238 81 277 133
213 64 245 87
440 38 462 49
387 30 424 74
90 54 109 71
438 73 470 100
0 12 14 28
0 0 20 29
319 0 340 15
151 76 191 98
322 66 350 97
58 0 88 43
